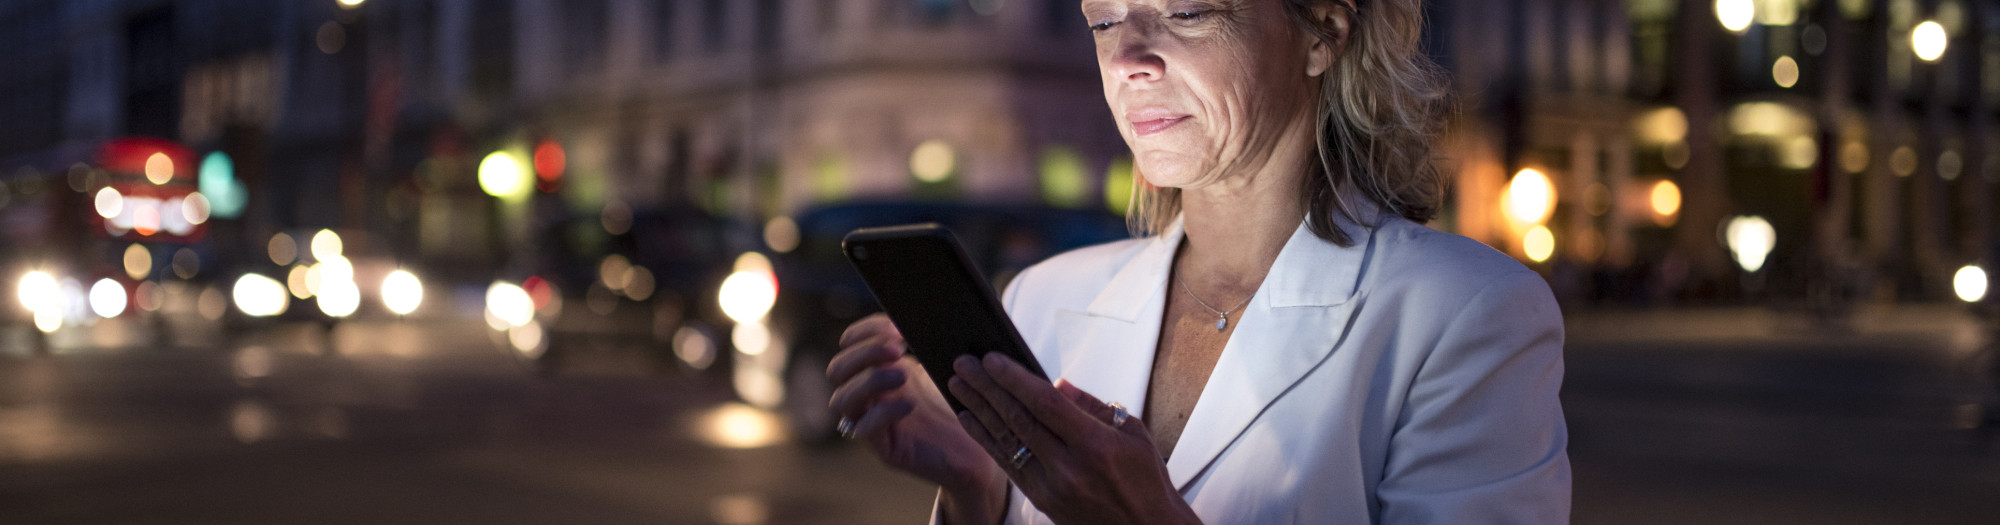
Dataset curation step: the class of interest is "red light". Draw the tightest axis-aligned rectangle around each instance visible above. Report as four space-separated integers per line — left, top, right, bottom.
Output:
533 140 564 193
522 276 553 311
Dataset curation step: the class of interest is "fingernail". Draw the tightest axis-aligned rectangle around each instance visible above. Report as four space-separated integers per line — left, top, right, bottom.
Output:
953 355 980 373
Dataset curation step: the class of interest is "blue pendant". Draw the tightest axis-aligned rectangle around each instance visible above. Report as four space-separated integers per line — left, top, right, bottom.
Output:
1216 316 1228 331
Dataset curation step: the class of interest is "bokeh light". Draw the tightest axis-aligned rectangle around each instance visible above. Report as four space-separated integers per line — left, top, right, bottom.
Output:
1725 216 1777 273
89 278 126 318
1524 225 1555 263
1913 20 1948 62
1772 56 1799 88
381 269 424 316
478 151 530 199
287 265 314 299
19 271 58 314
1954 265 1987 303
310 229 344 261
316 280 360 318
763 217 800 253
487 281 536 328
123 244 153 280
1715 0 1754 32
909 140 956 183
1650 180 1682 224
696 403 784 449
269 233 298 265
719 253 778 324
198 152 247 219
144 152 174 185
182 192 211 225
233 273 289 317
94 187 123 219
1504 168 1556 225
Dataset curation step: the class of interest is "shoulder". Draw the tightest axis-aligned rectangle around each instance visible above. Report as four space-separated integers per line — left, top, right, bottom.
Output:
1361 218 1558 329
1002 236 1154 312
1367 218 1546 298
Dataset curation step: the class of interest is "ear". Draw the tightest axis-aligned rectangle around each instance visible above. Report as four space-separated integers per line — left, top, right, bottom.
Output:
1305 0 1355 78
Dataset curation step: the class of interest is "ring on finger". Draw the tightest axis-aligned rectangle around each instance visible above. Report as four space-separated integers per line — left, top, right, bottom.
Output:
837 416 857 439
1009 445 1034 469
1110 402 1130 427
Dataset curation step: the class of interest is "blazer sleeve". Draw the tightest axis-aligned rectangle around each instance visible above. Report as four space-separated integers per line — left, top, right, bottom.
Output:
1376 270 1571 524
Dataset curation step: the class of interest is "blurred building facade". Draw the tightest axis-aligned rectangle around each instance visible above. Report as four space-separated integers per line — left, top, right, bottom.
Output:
1437 0 2000 304
4 0 2000 304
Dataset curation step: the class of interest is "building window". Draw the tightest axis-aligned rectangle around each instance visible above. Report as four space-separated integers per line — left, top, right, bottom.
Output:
654 0 675 60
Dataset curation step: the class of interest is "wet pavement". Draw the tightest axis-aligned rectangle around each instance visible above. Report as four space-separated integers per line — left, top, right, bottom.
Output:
0 304 1997 523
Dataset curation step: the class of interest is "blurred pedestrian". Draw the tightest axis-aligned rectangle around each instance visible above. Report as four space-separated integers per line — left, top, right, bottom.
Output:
829 0 1568 523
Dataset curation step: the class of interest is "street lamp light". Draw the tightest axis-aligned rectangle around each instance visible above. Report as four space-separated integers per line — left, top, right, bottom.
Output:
1913 20 1948 62
1715 0 1754 33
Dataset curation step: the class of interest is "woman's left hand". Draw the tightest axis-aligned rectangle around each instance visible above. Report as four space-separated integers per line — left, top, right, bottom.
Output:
947 353 1201 525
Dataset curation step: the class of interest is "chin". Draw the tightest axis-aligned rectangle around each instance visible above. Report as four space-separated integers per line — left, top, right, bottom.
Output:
1135 152 1210 189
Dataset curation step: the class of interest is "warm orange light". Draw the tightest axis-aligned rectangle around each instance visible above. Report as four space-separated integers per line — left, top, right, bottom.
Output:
1649 180 1682 219
1503 168 1556 225
144 152 174 185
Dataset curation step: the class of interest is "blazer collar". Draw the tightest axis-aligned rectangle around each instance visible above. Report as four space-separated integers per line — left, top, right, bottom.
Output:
1067 200 1385 491
1085 200 1380 320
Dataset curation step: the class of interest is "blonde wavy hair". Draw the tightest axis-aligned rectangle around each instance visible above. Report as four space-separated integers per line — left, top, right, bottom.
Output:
1125 0 1451 246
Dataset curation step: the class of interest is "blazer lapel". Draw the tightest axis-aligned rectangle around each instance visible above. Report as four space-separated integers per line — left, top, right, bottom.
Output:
1163 214 1379 491
1050 221 1180 418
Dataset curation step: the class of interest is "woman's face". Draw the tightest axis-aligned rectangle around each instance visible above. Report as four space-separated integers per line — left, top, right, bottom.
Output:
1086 0 1328 190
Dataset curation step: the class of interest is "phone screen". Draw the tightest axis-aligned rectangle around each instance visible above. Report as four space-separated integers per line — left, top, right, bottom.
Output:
844 224 1050 412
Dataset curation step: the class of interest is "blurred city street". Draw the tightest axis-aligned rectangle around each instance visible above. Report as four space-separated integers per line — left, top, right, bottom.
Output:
0 301 939 525
6 0 2000 522
1 301 1997 524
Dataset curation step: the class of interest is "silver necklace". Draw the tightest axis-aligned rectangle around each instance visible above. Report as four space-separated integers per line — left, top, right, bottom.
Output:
1174 273 1253 331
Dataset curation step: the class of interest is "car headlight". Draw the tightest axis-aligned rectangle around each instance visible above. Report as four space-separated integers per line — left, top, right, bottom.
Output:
718 253 777 324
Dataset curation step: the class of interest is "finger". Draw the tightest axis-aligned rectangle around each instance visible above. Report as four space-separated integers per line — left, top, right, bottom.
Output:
955 355 1067 455
956 410 1001 457
837 314 896 348
827 334 906 386
851 398 913 441
1054 378 1116 422
828 367 907 419
980 353 1096 440
947 374 1017 454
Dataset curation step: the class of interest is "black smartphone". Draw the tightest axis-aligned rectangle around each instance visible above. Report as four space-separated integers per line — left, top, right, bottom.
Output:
843 223 1051 412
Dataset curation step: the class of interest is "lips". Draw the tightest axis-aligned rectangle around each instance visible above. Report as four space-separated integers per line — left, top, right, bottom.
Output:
1131 116 1189 136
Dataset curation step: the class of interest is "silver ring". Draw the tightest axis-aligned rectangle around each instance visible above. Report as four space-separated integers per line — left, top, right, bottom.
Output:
837 417 856 439
1109 402 1129 427
1009 445 1034 469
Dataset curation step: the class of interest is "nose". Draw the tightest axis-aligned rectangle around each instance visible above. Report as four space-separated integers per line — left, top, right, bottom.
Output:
1107 23 1165 84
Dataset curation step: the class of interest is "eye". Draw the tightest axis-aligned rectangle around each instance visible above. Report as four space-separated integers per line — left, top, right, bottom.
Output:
1090 20 1117 32
1168 10 1206 21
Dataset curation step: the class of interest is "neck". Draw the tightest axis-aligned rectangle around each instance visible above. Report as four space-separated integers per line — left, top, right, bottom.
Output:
1175 137 1314 290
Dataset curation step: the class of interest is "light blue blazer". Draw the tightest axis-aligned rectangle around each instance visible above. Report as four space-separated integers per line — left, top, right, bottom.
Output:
983 209 1570 524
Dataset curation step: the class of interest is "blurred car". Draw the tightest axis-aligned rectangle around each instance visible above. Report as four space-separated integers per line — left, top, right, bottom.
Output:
221 229 425 338
754 201 1131 441
488 206 757 376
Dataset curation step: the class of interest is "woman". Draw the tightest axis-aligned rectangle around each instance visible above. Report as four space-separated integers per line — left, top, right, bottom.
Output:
828 0 1569 523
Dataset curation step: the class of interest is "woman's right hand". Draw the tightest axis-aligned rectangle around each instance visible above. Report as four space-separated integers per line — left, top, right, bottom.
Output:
828 314 1006 522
